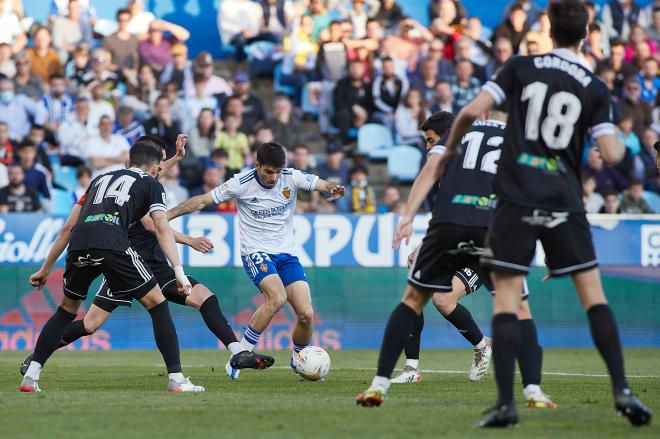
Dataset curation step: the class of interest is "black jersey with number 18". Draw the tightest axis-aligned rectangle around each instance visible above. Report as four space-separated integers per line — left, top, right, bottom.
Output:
69 167 168 252
429 120 505 228
482 49 615 212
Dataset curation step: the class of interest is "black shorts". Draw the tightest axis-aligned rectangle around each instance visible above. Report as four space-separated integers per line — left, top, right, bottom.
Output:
63 248 157 302
453 266 529 300
93 261 200 312
408 223 488 293
481 201 598 277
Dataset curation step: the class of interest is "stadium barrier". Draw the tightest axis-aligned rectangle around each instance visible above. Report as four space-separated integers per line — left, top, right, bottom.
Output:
0 213 658 350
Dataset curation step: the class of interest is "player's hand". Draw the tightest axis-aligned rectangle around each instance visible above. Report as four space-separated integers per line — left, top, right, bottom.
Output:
189 236 214 253
173 265 192 295
325 185 345 201
178 283 192 295
407 247 419 268
29 269 50 290
393 216 413 250
174 134 188 160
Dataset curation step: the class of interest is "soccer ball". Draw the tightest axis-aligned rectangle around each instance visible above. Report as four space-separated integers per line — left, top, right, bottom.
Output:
293 346 331 381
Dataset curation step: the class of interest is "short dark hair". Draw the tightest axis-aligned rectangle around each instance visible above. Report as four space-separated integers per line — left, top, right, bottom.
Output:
129 140 164 168
116 8 130 19
211 148 229 159
349 164 369 177
136 135 168 151
48 72 65 81
293 143 310 152
76 165 91 179
256 142 286 168
548 0 588 48
420 111 455 136
654 141 660 152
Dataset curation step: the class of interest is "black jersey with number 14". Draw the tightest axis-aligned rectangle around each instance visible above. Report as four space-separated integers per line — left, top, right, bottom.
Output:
69 167 168 252
483 49 615 212
430 120 505 228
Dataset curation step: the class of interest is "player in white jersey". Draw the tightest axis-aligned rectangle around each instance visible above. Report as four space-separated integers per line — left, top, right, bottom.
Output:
168 142 345 378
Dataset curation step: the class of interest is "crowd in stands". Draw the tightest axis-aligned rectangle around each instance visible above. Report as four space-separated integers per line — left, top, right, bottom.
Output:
0 0 658 215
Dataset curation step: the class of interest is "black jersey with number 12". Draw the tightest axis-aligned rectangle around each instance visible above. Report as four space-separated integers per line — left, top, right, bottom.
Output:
69 168 168 252
483 49 615 212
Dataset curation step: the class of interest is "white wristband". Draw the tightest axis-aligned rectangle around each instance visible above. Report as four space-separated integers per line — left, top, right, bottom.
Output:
173 265 191 287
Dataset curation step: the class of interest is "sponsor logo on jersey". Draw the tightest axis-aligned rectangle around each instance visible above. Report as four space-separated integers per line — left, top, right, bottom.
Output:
83 212 121 225
282 186 291 199
250 197 259 203
521 210 569 228
517 152 564 173
451 194 497 209
259 262 268 272
249 204 289 219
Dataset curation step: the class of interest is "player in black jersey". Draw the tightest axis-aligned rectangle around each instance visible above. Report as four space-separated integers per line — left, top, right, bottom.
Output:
20 139 205 393
441 0 651 428
19 135 274 380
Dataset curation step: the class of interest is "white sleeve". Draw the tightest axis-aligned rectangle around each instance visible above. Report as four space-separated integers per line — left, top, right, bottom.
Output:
291 168 319 192
210 177 241 204
427 144 447 156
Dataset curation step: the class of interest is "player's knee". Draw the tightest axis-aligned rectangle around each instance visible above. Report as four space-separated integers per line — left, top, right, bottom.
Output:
60 297 81 314
187 285 213 309
83 316 102 333
265 291 287 311
297 307 314 328
432 294 456 316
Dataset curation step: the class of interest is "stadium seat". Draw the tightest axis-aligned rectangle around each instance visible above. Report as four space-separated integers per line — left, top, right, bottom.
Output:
387 145 423 183
52 188 74 215
357 123 394 160
53 165 78 193
273 63 296 97
642 191 660 213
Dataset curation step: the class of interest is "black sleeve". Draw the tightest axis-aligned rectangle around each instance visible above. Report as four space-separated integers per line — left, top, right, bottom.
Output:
31 191 41 211
483 55 519 106
146 178 167 215
589 81 616 138
0 188 8 205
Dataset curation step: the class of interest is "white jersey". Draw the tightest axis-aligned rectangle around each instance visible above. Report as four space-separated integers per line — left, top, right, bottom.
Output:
210 168 319 255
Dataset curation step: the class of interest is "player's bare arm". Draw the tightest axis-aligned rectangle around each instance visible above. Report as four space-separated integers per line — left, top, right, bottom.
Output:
167 192 215 220
158 134 188 177
139 214 213 253
393 153 445 250
151 209 192 294
29 204 82 289
314 178 345 201
594 133 625 166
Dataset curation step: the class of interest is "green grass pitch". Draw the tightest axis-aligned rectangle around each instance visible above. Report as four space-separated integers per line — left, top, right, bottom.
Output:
1 349 658 439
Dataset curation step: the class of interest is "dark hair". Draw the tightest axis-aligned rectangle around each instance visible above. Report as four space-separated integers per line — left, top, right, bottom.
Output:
654 141 660 152
349 164 369 177
548 0 588 48
509 4 524 14
293 143 310 152
48 72 65 81
116 8 130 19
211 148 229 159
76 164 91 179
588 23 601 33
18 140 37 150
30 124 45 132
629 179 644 187
256 142 286 168
135 135 168 151
610 38 625 48
117 104 134 116
129 140 164 168
420 111 455 136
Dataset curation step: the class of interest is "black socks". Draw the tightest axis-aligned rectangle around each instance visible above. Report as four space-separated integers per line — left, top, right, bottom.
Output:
445 304 484 346
588 304 628 392
58 320 91 348
403 311 424 360
199 295 238 348
518 318 542 387
148 301 182 374
376 303 419 378
492 313 520 407
33 307 77 366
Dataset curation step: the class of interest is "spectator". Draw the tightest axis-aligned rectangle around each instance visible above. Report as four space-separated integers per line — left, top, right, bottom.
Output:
0 1 26 54
601 0 641 42
332 59 371 145
639 0 660 29
189 107 218 158
600 190 623 214
423 38 454 81
317 140 350 188
209 148 230 174
640 129 660 191
618 114 642 157
259 0 296 43
81 48 120 96
59 95 94 160
0 161 7 187
65 45 90 87
584 24 607 69
348 164 376 213
27 124 56 169
51 0 83 63
343 0 375 39
430 80 457 113
583 146 629 195
383 18 432 74
604 39 638 92
217 0 263 63
372 57 408 129
13 51 45 99
375 0 404 32
316 20 348 83
143 95 181 158
0 78 47 140
625 24 657 64
252 124 275 151
410 57 439 107
84 115 130 178
181 73 220 134
619 76 653 138
305 0 332 42
16 142 50 201
223 72 266 131
281 15 319 106
139 20 190 74
429 0 467 25
125 63 159 117
377 184 401 213
159 163 189 208
185 51 232 98
451 58 481 110
87 81 116 128
189 163 235 212
39 73 73 131
73 164 91 202
638 57 660 104
621 180 654 213
645 5 660 44
0 43 15 78
114 105 145 146
0 121 16 164
463 17 492 67
126 0 157 39
102 8 140 80
0 164 42 212
27 26 63 83
582 172 605 214
290 143 319 212
395 88 428 149
216 113 250 174
503 0 542 27
492 4 529 54
520 12 552 55
452 36 487 83
485 37 513 79
159 43 192 92
266 95 300 148
223 95 252 134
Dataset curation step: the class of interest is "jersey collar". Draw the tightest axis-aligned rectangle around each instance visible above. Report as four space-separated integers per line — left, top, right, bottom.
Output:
549 48 580 64
128 167 145 175
252 169 271 189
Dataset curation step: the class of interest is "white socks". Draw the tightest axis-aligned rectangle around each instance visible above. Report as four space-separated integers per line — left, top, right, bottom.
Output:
25 361 42 381
240 337 256 352
370 375 391 393
228 342 245 355
168 372 185 382
474 338 487 349
405 359 420 369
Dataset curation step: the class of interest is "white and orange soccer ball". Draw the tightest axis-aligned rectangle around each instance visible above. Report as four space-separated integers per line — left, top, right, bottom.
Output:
293 346 331 381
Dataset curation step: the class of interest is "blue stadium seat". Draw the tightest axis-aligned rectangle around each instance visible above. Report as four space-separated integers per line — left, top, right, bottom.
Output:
273 63 296 96
642 191 660 213
52 188 74 215
53 165 78 193
301 82 320 117
387 145 422 183
357 123 394 159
